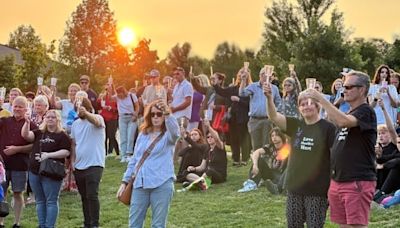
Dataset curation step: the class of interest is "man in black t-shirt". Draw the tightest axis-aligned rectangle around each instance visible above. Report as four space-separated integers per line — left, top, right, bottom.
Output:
307 71 377 227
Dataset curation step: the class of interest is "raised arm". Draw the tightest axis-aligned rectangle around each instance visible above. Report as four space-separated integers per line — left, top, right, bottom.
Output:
263 83 287 131
203 119 224 150
78 107 104 128
21 113 35 142
378 99 397 144
307 89 358 128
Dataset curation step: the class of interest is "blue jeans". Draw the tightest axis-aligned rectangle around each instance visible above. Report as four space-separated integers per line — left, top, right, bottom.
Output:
129 179 174 228
119 115 137 158
29 172 62 228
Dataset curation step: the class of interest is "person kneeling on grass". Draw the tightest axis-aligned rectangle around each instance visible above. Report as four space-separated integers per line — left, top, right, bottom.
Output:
183 119 227 191
238 127 288 194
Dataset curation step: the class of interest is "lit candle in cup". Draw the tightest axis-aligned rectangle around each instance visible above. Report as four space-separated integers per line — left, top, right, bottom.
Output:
167 78 172 89
76 96 83 109
305 78 317 106
203 110 209 121
27 102 33 116
244 62 249 70
288 64 295 72
180 118 185 128
37 76 43 86
0 87 6 100
50 77 57 86
155 85 162 98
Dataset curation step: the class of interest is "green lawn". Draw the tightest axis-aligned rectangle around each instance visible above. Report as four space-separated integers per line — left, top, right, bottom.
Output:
5 157 400 227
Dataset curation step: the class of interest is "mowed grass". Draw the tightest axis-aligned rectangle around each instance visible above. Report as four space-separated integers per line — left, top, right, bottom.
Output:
4 155 400 227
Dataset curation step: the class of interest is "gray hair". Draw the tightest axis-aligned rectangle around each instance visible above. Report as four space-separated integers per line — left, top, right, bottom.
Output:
347 70 370 96
33 95 49 109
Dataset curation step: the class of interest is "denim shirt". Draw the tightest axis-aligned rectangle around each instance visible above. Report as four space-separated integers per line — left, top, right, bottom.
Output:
122 115 179 188
239 82 281 117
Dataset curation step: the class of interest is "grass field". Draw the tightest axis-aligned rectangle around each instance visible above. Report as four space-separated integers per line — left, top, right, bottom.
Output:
4 156 400 227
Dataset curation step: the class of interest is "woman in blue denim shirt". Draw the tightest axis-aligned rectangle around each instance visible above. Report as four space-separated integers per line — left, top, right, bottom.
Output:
117 99 179 228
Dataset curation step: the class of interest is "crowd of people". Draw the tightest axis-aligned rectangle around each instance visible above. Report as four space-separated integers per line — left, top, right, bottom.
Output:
0 63 400 227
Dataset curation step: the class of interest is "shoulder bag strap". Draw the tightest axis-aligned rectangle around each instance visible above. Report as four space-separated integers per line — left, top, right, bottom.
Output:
131 132 165 182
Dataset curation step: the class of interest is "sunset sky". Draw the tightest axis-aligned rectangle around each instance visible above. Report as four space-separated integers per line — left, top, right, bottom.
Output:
1 0 400 59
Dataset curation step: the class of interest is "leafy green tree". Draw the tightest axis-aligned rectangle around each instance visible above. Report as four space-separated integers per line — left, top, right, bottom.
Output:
166 42 192 72
8 25 52 91
352 38 385 76
0 55 18 89
128 39 159 86
59 0 129 88
385 39 400 72
211 42 255 84
260 0 363 90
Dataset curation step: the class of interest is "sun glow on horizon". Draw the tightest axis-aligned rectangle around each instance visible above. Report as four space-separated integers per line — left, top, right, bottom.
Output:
118 27 136 47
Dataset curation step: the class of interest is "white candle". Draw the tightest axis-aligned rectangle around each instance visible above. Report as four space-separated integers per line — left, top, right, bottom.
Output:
210 66 213 77
37 76 43 86
50 77 57 86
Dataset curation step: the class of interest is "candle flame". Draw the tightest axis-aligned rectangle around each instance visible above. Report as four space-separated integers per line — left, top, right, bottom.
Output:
277 143 291 161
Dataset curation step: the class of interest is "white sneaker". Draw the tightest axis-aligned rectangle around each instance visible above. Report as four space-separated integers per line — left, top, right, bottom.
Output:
238 179 257 193
120 157 127 163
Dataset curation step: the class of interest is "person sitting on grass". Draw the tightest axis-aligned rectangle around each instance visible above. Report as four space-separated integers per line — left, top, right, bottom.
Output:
238 127 288 194
184 119 227 191
176 128 207 185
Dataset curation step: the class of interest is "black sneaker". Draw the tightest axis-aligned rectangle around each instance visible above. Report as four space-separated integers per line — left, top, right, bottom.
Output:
265 179 279 195
12 224 21 228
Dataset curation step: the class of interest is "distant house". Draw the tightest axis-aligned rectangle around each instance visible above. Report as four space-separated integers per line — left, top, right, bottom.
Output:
0 44 24 64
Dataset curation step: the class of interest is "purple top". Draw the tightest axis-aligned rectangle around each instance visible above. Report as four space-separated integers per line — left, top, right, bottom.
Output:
190 91 204 122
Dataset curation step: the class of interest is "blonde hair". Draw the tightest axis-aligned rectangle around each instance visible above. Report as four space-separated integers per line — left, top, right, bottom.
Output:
282 77 298 98
297 91 321 111
68 83 80 91
39 110 64 133
12 96 28 107
331 78 343 95
377 124 388 133
234 67 253 86
195 74 211 87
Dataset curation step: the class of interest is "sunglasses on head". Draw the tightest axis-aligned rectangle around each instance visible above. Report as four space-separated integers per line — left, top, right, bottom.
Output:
150 112 163 118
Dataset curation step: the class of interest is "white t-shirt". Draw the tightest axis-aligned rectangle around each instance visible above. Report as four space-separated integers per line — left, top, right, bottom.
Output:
142 85 167 106
60 99 74 129
114 93 138 115
171 79 193 119
368 84 398 125
71 115 106 170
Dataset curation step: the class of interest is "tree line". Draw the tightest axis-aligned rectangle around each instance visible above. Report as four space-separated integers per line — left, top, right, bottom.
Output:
1 0 400 94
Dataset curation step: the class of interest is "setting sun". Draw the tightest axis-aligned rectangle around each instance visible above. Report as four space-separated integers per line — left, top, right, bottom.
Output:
118 27 136 46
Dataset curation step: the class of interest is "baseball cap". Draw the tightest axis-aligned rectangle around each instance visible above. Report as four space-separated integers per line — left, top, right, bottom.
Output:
80 75 90 81
148 69 160 77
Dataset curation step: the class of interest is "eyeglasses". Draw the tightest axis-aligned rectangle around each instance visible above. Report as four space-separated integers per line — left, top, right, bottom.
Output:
343 84 363 90
207 135 213 139
150 112 163 118
80 81 88 85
